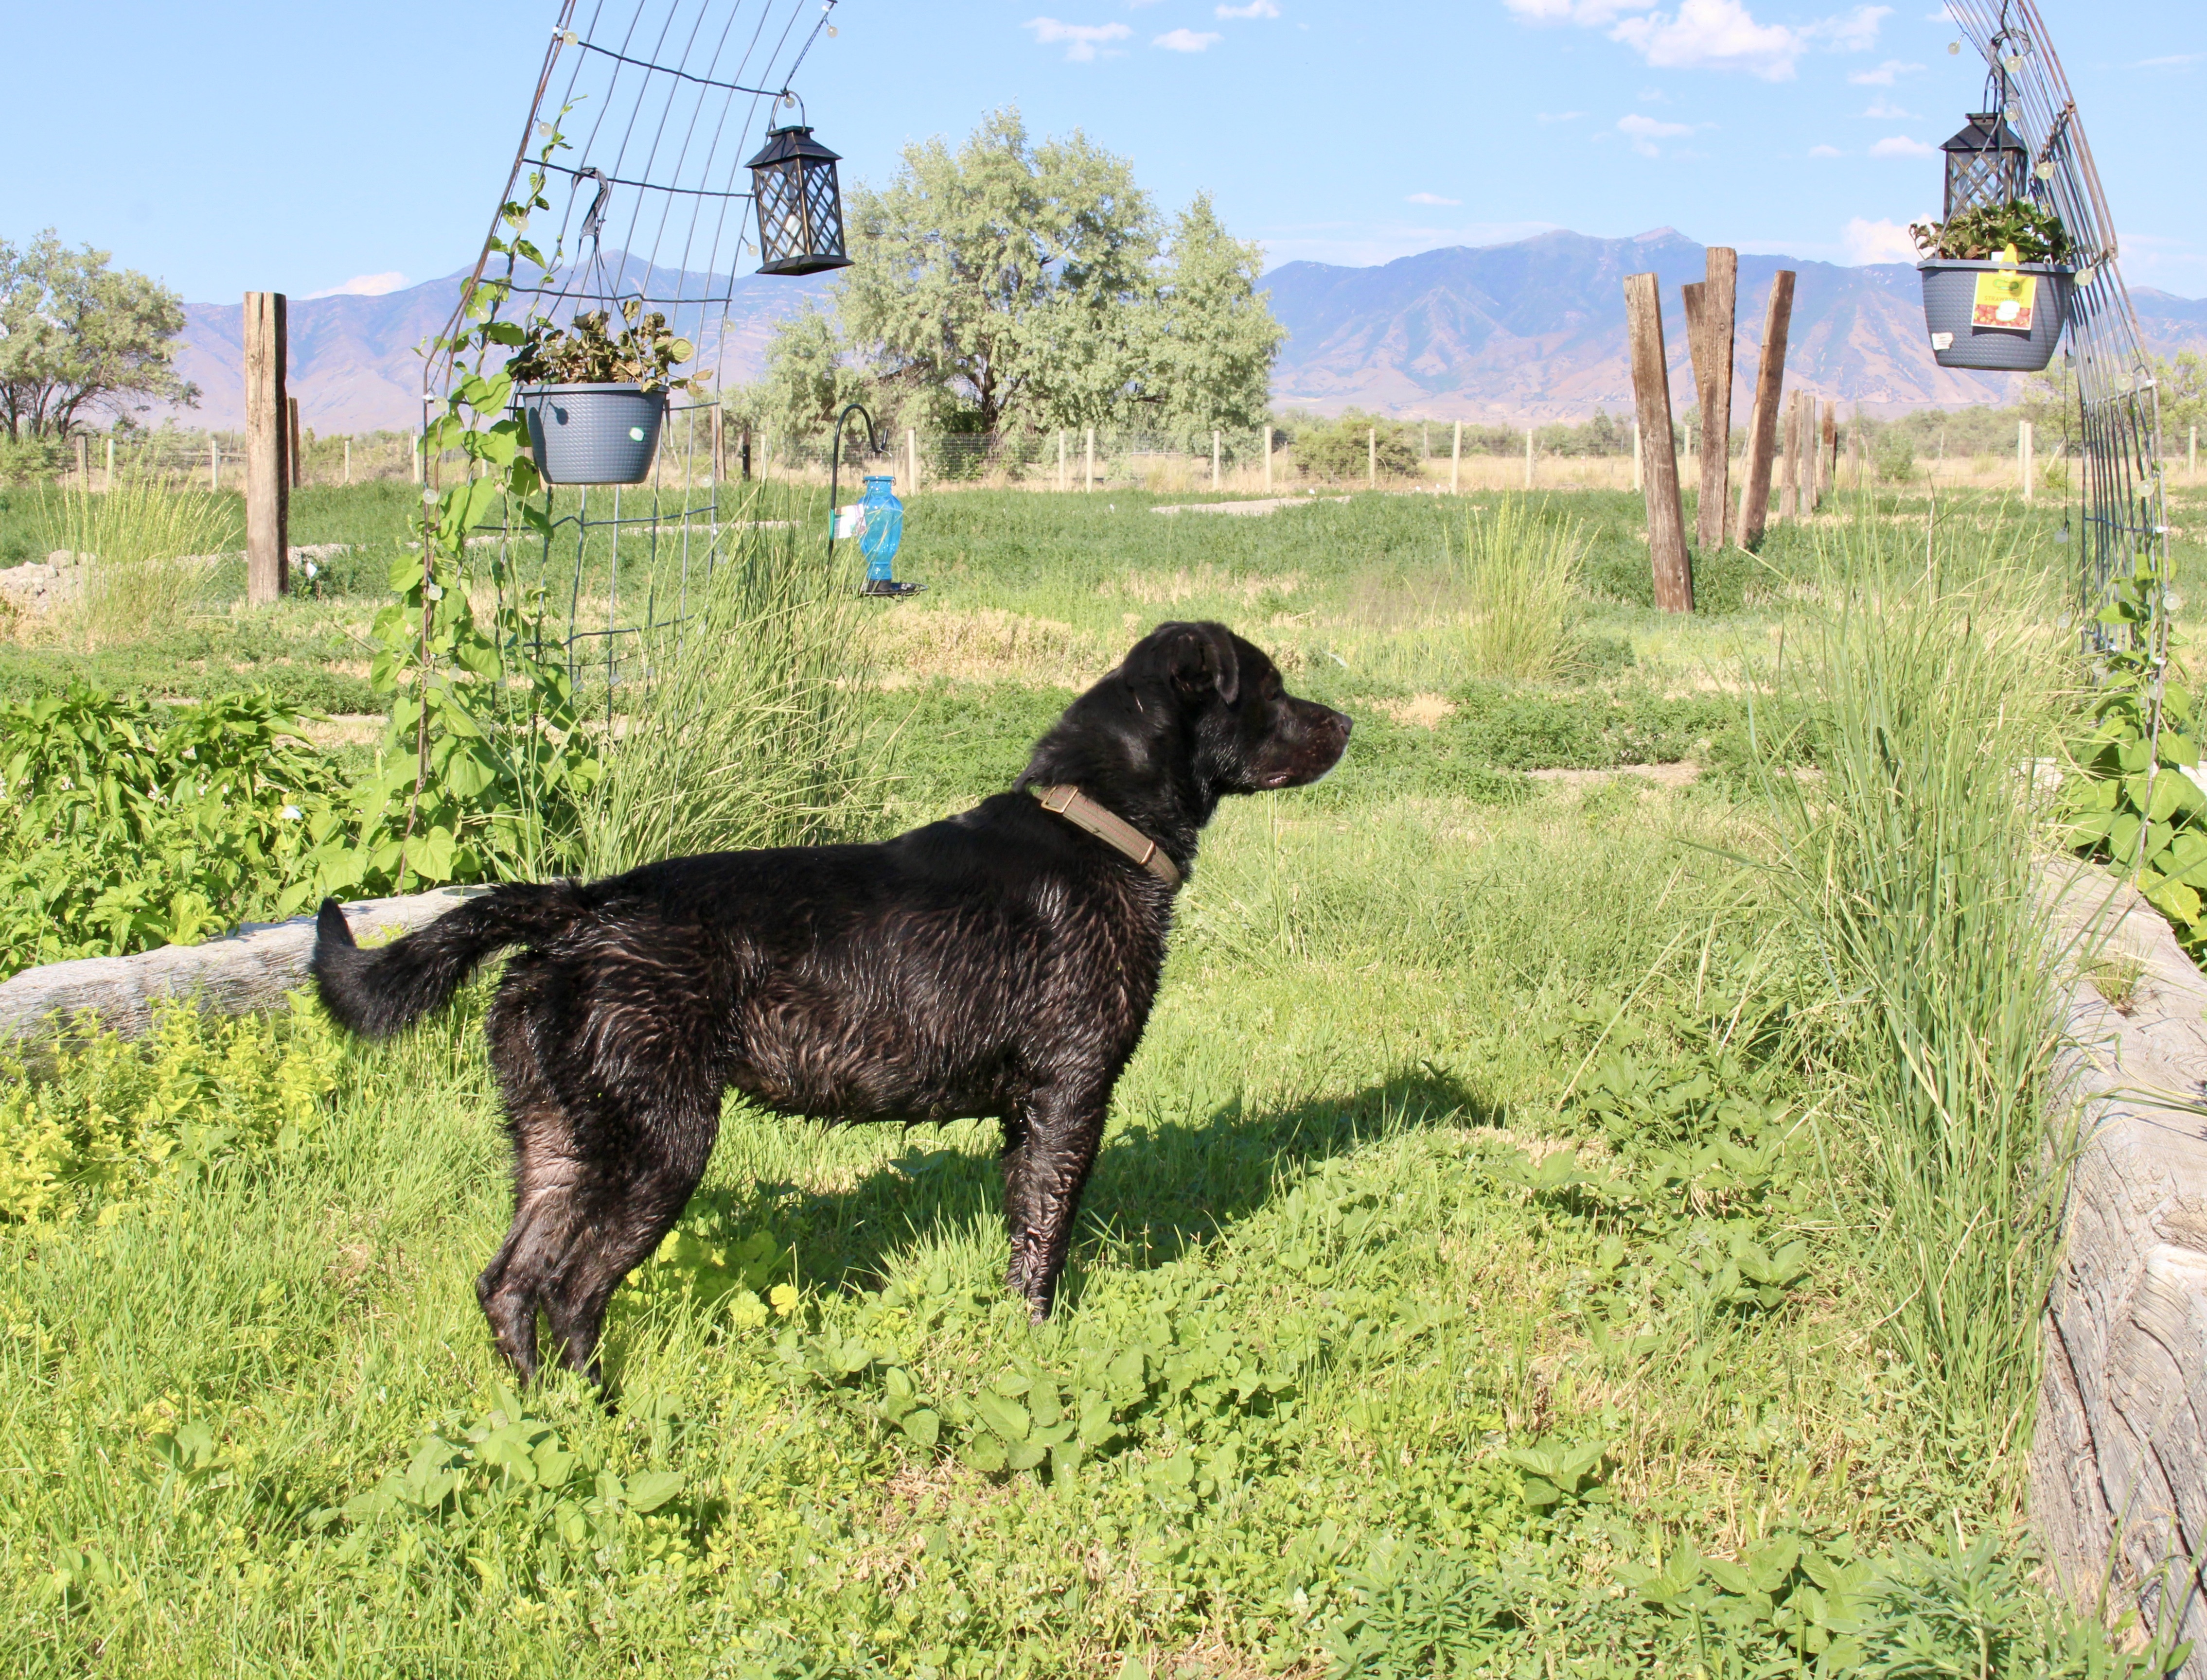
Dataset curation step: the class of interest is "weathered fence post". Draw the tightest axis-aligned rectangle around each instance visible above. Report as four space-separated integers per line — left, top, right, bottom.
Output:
287 395 303 490
209 437 219 491
1263 424 1273 493
1450 420 1461 495
343 436 352 485
1084 426 1095 492
1780 392 1801 520
1820 402 1837 505
1058 431 1067 492
1682 247 1736 552
740 422 753 482
243 291 289 605
1213 429 1221 490
1624 271 1693 613
1733 269 1795 549
1367 427 1377 490
74 435 88 489
105 435 114 491
2022 420 2035 502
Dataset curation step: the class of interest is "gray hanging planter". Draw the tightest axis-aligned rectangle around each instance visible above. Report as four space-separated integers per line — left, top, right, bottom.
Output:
1918 258 2074 372
518 383 667 485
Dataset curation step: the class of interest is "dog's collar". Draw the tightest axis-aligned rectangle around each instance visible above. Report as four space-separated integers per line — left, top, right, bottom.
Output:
1030 785 1182 889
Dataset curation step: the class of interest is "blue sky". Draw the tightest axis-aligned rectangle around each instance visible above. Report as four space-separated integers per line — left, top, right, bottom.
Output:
7 0 2202 303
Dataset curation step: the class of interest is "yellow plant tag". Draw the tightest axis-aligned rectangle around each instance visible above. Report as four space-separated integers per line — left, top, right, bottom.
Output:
1972 269 2038 331
1999 242 2022 267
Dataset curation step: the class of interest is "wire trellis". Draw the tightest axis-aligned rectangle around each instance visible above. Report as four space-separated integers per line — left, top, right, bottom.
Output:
1945 0 2168 654
426 0 845 716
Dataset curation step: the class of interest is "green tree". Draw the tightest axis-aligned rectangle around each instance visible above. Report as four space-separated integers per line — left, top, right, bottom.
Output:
1296 410 1418 483
1125 193 1283 438
837 107 1159 443
724 304 875 453
773 108 1285 450
0 231 198 437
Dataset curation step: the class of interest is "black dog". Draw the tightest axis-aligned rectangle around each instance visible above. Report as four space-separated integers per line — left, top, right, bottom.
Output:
312 622 1349 1383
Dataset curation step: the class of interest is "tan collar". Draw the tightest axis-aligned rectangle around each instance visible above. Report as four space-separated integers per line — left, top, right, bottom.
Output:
1030 784 1182 888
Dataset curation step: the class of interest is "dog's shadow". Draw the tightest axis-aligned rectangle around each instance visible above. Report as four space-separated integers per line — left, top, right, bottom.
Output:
708 1063 1494 1312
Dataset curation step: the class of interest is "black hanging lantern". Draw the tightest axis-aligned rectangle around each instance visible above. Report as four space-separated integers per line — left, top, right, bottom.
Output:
1940 111 2030 220
746 122 852 276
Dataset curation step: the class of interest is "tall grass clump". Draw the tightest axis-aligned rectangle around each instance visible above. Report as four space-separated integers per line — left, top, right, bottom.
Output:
1448 495 1582 681
1758 515 2071 1465
579 513 879 876
41 477 237 646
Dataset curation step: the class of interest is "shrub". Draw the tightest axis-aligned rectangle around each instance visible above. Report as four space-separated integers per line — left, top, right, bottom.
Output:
579 517 881 875
1448 497 1582 682
39 478 238 647
1296 411 1419 484
0 685 346 978
0 994 343 1224
1874 431 1918 485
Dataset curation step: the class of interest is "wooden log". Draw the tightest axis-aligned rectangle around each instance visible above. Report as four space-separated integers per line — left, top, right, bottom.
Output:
243 291 289 604
1682 248 1736 552
2031 864 2207 1673
1623 272 1693 613
0 887 487 1047
1733 269 1795 549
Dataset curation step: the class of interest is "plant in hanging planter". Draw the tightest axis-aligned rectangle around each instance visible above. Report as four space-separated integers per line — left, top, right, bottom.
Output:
508 301 711 485
1909 200 2072 264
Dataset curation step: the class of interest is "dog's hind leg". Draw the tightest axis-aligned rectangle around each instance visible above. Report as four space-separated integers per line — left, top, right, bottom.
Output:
998 1108 1034 1296
536 1082 722 1388
478 980 583 1382
1004 1085 1111 1322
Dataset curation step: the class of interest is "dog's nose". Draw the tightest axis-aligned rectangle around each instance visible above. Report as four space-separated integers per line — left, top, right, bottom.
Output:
1332 709 1353 739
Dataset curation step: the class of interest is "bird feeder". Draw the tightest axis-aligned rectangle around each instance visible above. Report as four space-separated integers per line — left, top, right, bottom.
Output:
1940 112 2030 221
746 123 853 276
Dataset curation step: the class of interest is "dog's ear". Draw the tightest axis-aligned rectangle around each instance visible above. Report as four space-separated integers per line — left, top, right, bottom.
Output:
1157 621 1240 707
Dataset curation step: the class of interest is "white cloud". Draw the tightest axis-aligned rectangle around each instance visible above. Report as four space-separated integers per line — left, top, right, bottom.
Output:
1153 26 1222 50
1858 97 1920 118
1406 192 1463 206
1610 0 1806 79
1869 134 1936 158
1617 112 1697 156
2135 53 2201 69
1537 110 1588 122
1843 215 1925 263
304 271 409 299
1848 57 1923 84
1501 0 1651 21
1215 0 1279 15
1802 4 1890 50
1809 143 1843 157
1024 18 1131 60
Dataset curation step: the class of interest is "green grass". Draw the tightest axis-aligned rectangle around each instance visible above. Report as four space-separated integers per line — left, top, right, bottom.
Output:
0 478 2170 1677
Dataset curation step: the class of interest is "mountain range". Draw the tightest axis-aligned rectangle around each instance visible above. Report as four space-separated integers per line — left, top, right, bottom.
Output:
165 229 2207 433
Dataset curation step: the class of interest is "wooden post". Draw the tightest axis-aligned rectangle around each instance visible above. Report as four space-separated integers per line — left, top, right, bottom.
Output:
1524 428 1534 490
1682 248 1736 551
1263 424 1273 493
209 437 219 491
2191 425 2198 482
1422 420 1430 461
75 434 88 489
287 395 302 490
740 422 753 482
105 435 114 491
1779 393 1800 520
1821 403 1837 504
1367 426 1376 490
1212 428 1221 490
1450 420 1461 495
2021 420 2034 502
1623 271 1693 613
1733 269 1796 549
1084 426 1095 492
243 291 289 605
1058 431 1067 492
412 426 424 485
343 436 352 485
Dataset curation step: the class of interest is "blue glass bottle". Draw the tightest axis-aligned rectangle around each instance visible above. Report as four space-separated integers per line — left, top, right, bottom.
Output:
858 474 903 584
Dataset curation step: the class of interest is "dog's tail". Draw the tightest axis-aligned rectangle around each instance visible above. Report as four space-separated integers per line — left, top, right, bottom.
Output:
310 881 591 1038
